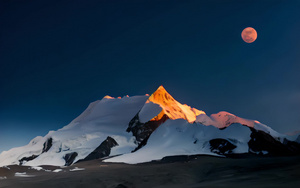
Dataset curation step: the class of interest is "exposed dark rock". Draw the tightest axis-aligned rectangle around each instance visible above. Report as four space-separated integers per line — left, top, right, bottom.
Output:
127 112 168 151
248 128 300 156
82 136 118 161
283 138 300 154
18 137 53 165
42 137 53 153
209 139 237 155
126 113 143 139
131 135 150 152
19 155 39 165
64 152 78 166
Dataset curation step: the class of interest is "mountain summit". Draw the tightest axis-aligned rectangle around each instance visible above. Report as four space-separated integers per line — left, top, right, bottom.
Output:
146 86 205 123
0 86 299 167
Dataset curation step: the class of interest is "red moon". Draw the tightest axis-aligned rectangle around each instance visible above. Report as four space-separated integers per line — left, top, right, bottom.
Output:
241 27 257 43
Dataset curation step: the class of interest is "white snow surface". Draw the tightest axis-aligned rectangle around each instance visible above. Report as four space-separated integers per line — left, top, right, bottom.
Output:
105 119 251 164
69 167 85 171
15 172 36 177
138 102 162 123
196 112 255 129
0 90 290 167
52 169 63 173
196 111 284 141
30 166 43 171
0 95 148 167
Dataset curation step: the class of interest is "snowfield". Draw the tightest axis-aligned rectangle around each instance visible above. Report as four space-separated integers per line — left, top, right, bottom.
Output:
0 86 297 167
105 119 251 163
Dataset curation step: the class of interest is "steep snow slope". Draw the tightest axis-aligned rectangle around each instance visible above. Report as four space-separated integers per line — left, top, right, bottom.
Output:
0 95 148 167
140 86 205 123
106 119 251 164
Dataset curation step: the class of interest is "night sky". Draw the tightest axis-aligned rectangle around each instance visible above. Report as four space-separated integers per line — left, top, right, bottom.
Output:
1 0 300 152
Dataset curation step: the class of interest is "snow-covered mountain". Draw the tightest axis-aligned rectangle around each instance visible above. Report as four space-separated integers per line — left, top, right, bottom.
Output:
1 86 299 167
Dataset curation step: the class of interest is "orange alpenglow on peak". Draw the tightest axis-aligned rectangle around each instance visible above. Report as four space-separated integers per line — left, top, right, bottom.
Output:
147 86 205 123
103 95 115 99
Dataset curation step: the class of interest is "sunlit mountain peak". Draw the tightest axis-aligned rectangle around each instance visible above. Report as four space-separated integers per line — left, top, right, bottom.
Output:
146 86 205 123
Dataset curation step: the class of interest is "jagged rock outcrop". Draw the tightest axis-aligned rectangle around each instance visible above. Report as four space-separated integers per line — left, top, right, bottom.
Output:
64 152 78 166
209 139 237 155
19 155 39 165
126 113 144 142
282 138 300 154
82 136 118 161
42 137 52 153
127 113 168 143
248 128 300 156
128 113 169 152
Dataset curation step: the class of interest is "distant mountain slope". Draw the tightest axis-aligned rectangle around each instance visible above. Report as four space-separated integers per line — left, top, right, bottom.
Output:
1 86 299 167
0 95 148 166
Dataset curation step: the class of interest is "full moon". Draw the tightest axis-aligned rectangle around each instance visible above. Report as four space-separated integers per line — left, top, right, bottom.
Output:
241 27 257 43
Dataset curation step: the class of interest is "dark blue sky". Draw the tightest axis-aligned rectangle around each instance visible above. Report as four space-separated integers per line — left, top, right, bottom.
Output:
1 0 299 152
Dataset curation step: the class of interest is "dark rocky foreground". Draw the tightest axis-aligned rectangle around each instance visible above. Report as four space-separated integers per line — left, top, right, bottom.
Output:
1 155 300 188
